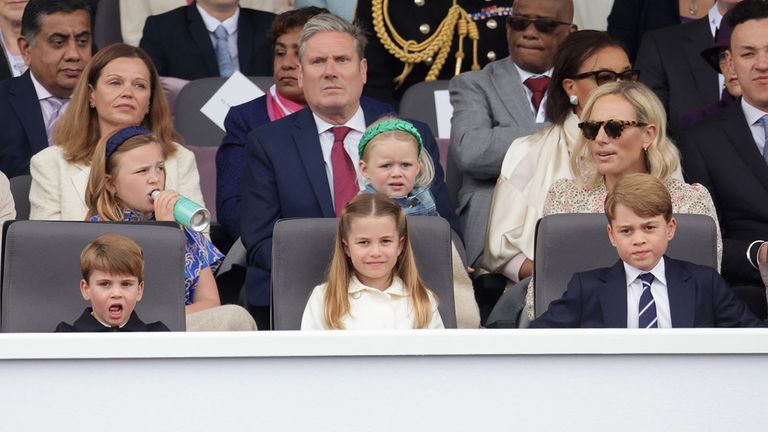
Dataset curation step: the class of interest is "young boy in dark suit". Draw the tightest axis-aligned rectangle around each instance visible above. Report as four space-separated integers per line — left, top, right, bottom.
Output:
55 234 169 332
530 173 763 328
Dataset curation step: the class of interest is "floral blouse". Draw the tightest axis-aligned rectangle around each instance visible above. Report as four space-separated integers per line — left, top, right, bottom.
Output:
90 210 223 304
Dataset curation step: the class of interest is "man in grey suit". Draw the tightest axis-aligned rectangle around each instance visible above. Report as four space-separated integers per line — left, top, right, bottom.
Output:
449 0 575 270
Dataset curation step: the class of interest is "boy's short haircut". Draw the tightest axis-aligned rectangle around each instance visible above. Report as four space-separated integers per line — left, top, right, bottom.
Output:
605 173 673 223
80 234 145 282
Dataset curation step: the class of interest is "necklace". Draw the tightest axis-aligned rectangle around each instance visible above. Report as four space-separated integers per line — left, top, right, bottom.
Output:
689 0 697 16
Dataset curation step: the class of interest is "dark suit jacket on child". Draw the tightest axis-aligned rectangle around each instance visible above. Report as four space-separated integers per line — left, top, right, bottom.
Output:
55 307 170 332
530 257 763 328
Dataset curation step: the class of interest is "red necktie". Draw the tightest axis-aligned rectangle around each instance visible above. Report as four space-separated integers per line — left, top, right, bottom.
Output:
524 76 551 116
330 126 357 216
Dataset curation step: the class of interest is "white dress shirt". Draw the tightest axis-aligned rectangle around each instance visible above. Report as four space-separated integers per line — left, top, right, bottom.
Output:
514 64 553 124
313 106 367 208
741 98 768 155
301 276 444 330
197 4 240 71
30 72 69 140
624 257 672 328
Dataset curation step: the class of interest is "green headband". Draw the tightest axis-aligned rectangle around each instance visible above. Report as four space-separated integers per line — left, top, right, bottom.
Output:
358 119 424 158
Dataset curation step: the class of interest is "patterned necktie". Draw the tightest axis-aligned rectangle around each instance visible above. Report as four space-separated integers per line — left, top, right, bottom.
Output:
638 273 658 328
758 115 768 167
330 126 357 216
523 76 550 116
46 97 66 145
214 24 235 78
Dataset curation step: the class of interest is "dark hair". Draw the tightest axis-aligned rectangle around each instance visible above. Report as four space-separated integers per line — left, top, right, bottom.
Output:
728 0 768 30
545 30 628 125
267 6 328 47
21 0 91 45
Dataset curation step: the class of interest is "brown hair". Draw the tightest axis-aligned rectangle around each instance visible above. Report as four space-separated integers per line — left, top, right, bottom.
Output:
323 193 436 329
53 43 179 165
605 173 673 223
80 234 145 283
85 129 166 221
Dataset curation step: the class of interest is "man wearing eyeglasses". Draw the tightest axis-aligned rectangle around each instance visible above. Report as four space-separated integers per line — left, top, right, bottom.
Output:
449 0 576 273
635 0 742 137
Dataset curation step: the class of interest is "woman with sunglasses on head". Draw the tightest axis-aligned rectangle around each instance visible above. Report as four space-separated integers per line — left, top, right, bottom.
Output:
484 31 640 286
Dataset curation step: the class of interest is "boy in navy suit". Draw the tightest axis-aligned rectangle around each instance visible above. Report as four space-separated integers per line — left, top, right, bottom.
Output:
530 174 763 328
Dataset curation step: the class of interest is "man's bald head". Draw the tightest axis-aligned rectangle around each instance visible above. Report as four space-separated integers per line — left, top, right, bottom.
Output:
507 0 576 73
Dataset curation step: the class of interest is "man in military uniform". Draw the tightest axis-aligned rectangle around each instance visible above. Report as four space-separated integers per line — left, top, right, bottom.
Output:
356 0 514 106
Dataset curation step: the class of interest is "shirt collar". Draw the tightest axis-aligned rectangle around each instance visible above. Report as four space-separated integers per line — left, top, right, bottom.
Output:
196 3 240 34
312 105 366 135
514 63 553 83
741 97 768 126
623 256 667 288
348 275 408 296
29 71 54 102
708 3 723 35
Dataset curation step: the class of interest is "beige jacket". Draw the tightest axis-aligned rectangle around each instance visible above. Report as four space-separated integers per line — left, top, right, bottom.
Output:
29 143 204 221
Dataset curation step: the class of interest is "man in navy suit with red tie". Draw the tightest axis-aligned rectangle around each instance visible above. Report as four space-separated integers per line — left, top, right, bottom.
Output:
240 13 459 328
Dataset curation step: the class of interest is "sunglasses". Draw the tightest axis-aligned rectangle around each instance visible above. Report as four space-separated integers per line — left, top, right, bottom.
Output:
507 16 572 34
570 69 641 86
578 119 648 140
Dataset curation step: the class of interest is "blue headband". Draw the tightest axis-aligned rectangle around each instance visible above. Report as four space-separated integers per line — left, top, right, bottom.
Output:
105 126 152 159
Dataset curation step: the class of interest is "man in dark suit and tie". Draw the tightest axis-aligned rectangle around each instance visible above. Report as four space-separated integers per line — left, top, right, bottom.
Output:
139 0 274 80
240 13 460 329
677 0 768 320
0 0 92 178
635 0 741 137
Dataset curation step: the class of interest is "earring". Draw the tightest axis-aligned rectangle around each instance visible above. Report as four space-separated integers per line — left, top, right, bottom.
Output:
643 146 648 153
89 102 95 108
568 94 578 106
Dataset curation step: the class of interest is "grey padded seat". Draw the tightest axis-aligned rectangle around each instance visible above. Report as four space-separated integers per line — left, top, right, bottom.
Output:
533 213 719 318
1 221 187 332
271 216 457 330
8 175 31 220
174 76 274 147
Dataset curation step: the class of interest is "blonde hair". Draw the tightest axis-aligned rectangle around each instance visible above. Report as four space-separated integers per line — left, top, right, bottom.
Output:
605 173 673 223
571 81 680 189
85 129 166 221
53 43 179 165
80 234 145 283
360 116 435 188
323 193 436 329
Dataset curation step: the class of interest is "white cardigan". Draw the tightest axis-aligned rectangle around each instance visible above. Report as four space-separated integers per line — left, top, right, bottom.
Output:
29 143 204 221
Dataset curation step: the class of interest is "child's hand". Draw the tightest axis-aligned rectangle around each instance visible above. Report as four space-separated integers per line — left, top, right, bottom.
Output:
467 266 475 273
153 190 180 222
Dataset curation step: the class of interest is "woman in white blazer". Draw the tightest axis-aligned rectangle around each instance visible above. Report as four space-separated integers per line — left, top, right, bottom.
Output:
30 43 203 221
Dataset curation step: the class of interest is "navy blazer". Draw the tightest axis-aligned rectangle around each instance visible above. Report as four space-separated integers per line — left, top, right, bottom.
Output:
240 102 461 305
0 70 47 178
139 3 274 80
217 95 399 241
677 100 768 289
530 257 763 328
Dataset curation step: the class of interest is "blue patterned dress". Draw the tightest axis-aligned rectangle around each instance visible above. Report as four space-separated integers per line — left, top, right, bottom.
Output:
90 210 223 304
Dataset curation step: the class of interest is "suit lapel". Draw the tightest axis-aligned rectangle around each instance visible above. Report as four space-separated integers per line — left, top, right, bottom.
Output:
71 164 90 208
722 101 768 192
293 109 335 217
491 58 534 123
236 10 253 74
186 4 219 76
665 257 695 327
598 260 629 327
9 72 47 153
683 18 718 104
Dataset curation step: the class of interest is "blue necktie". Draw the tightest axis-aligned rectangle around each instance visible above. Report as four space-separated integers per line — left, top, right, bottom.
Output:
214 24 234 78
758 115 768 166
638 273 658 328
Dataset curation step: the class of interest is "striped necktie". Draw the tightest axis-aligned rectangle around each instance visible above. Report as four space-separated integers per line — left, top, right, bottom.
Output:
638 273 658 328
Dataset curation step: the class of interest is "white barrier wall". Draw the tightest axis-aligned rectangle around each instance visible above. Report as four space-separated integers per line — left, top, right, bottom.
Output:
1 329 767 431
